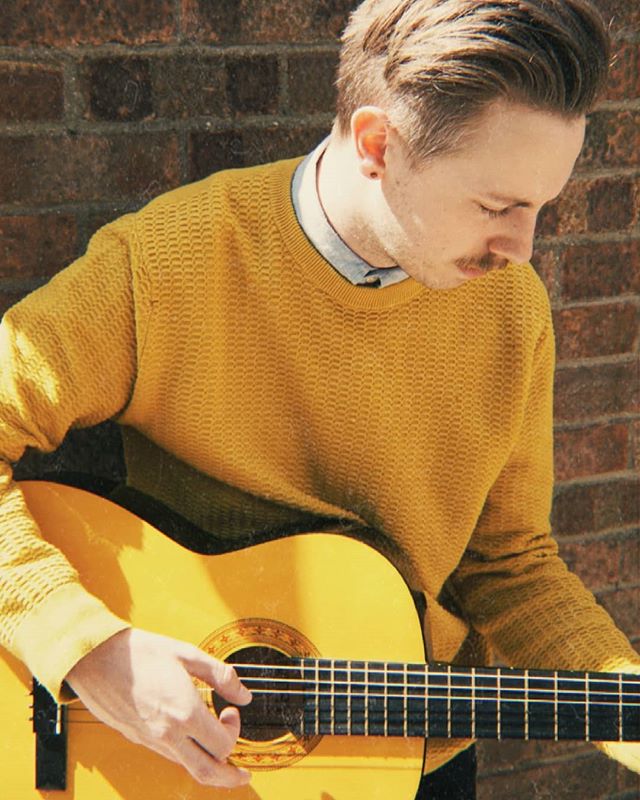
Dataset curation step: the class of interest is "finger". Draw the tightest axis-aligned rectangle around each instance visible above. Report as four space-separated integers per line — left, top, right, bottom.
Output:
180 646 252 705
174 736 251 788
190 699 241 761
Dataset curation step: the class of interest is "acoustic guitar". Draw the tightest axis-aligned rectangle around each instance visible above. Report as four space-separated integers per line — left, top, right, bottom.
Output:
1 481 637 798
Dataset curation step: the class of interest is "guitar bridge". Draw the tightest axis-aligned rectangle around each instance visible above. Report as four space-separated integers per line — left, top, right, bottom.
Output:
32 678 68 790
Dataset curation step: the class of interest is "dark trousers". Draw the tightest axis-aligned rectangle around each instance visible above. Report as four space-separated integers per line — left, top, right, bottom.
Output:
415 746 477 800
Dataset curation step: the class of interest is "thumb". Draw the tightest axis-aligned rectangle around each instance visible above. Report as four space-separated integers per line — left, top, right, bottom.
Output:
219 705 242 742
181 646 252 705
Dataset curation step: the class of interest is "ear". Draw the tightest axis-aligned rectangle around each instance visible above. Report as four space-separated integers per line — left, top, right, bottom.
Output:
350 106 390 181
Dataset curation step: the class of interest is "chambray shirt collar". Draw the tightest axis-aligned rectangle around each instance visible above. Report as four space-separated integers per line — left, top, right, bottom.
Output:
291 138 409 288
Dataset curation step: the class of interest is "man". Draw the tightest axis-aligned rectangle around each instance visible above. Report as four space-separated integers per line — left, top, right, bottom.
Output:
0 0 638 797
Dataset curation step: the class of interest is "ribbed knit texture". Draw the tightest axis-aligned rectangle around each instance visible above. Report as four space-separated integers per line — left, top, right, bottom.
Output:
0 157 637 773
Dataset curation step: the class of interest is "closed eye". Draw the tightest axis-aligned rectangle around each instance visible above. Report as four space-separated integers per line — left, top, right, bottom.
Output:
479 205 511 219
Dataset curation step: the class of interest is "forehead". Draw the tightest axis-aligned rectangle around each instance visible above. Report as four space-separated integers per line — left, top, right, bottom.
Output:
424 100 586 203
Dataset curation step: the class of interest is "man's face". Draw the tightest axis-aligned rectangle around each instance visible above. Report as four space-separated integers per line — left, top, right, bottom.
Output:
374 100 586 289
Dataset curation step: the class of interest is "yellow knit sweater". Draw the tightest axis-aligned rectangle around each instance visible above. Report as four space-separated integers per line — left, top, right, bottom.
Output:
0 157 637 772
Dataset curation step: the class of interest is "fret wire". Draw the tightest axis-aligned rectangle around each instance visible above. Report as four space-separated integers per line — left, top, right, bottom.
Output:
585 672 590 742
618 673 623 743
553 671 559 742
347 660 352 736
384 662 388 737
447 665 452 739
231 662 637 689
403 662 408 738
425 664 429 736
497 667 502 741
471 666 476 739
365 661 369 736
524 670 529 741
315 658 319 737
330 658 335 736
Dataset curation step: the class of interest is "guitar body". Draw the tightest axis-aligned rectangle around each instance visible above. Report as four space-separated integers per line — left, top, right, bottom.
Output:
0 482 426 799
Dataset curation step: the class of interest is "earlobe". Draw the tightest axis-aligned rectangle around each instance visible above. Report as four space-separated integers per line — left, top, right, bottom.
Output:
351 106 389 180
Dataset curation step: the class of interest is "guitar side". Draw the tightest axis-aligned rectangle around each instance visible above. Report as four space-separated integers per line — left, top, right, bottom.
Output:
0 481 426 799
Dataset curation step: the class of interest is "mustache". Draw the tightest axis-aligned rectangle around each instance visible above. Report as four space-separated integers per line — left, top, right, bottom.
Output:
455 254 508 272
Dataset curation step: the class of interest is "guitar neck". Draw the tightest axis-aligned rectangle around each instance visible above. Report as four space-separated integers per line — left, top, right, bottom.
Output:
234 659 640 743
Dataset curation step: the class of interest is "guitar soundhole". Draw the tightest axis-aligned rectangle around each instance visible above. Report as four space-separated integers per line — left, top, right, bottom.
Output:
214 646 304 742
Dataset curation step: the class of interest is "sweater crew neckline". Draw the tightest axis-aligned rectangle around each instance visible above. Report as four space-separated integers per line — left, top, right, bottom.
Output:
270 158 430 311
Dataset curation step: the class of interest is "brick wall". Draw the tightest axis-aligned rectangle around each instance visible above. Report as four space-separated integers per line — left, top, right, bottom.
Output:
1 1 638 797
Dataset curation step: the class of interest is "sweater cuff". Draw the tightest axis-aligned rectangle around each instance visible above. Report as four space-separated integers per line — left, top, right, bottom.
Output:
12 582 130 700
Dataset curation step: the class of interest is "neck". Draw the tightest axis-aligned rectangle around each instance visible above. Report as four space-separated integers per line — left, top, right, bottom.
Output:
317 135 396 270
231 657 640 744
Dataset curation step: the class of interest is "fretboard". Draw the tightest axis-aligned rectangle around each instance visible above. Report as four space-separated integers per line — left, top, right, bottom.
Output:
234 659 640 743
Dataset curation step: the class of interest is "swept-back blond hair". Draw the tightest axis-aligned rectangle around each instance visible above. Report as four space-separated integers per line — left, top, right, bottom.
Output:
336 0 610 160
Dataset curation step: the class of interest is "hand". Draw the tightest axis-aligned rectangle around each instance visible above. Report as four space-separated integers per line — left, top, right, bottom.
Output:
599 741 640 774
598 662 640 774
65 628 252 788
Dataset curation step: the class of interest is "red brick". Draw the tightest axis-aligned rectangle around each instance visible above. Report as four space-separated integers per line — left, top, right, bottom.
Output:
617 759 640 795
83 57 153 122
226 56 280 116
632 421 640 473
189 123 329 181
561 240 640 302
596 478 640 531
553 423 629 481
586 177 636 233
477 739 588 775
597 587 640 641
0 62 64 123
530 246 559 298
535 201 560 239
243 123 328 165
553 303 639 361
189 130 245 180
288 52 339 113
477 751 620 800
593 0 640 34
536 180 587 238
606 40 640 101
578 110 640 170
182 0 352 44
0 133 180 206
619 535 640 585
552 483 595 536
554 362 639 423
552 478 640 536
0 0 176 47
152 55 226 119
83 54 228 122
85 209 131 244
0 290 29 317
0 215 78 279
559 537 623 592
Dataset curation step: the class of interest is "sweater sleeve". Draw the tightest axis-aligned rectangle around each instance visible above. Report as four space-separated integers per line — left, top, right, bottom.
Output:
0 219 142 698
450 316 640 675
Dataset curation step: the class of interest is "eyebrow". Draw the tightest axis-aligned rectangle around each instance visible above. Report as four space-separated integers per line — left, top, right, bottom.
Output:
483 192 534 208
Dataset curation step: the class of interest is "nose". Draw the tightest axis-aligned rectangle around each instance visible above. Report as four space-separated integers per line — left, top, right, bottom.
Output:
487 211 537 266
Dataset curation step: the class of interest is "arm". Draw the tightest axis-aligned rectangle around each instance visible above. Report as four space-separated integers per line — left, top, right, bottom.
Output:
451 315 639 767
0 221 251 787
0 220 138 693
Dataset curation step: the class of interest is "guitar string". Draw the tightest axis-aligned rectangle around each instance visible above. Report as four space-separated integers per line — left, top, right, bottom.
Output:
63 703 637 740
216 673 639 700
229 662 640 689
195 686 640 708
63 687 639 710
